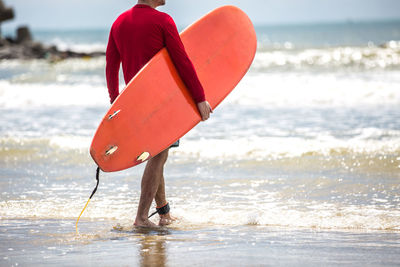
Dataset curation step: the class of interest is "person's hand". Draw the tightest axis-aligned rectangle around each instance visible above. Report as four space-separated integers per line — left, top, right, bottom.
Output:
197 101 213 121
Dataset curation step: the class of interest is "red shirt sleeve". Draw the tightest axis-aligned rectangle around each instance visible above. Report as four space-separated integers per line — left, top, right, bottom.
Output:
162 15 206 103
106 28 121 104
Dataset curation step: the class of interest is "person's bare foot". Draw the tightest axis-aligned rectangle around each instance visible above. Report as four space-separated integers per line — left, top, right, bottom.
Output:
134 217 159 228
159 213 176 226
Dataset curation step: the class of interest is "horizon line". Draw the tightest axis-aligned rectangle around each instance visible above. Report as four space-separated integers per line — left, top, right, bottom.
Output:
2 17 400 34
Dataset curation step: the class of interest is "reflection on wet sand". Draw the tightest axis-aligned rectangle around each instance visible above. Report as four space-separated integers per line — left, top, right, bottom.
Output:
134 227 170 267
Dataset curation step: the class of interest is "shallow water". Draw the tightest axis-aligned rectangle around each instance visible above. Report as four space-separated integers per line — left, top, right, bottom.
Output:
1 219 400 266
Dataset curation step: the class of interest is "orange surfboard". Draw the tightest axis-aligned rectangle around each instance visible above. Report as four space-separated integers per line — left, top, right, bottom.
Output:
90 5 257 172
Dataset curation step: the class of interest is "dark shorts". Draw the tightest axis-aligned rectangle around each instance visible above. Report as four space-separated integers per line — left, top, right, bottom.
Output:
169 139 180 148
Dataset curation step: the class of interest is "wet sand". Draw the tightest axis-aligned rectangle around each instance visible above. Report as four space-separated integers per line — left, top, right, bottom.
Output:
1 219 400 266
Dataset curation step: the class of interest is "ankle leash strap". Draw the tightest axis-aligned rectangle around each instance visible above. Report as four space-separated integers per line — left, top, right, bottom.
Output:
148 203 170 218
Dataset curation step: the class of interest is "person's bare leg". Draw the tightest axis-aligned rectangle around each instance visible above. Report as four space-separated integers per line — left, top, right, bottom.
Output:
155 174 175 226
134 149 169 227
154 174 167 208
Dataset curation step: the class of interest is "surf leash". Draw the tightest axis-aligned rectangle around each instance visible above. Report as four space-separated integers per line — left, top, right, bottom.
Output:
148 202 170 219
75 167 100 235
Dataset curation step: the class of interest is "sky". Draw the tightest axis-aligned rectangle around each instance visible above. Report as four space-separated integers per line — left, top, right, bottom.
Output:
2 0 400 31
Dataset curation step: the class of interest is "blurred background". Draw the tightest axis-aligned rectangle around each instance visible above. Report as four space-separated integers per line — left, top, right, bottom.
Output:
3 0 400 29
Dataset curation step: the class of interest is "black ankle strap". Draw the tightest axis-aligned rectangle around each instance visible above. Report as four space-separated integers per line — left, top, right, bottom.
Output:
148 203 170 218
156 203 170 215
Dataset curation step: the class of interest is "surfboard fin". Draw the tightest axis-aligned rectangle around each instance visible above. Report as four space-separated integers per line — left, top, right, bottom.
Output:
137 152 150 162
108 110 121 120
105 146 118 156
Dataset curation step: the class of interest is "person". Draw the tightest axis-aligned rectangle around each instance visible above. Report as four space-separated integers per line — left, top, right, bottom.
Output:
105 0 212 227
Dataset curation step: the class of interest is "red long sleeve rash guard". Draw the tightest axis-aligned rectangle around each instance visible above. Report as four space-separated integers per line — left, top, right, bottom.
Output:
106 4 206 104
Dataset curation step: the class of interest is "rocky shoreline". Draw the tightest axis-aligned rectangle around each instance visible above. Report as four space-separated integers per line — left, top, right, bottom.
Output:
0 0 104 61
0 37 105 60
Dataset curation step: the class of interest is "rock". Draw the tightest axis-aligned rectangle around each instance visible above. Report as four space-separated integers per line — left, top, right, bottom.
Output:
0 36 8 46
16 26 32 44
0 0 14 23
0 7 13 23
4 35 15 44
0 40 106 60
0 25 105 60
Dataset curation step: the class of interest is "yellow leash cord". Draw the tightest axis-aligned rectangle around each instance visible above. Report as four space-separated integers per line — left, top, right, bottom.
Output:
75 167 100 235
76 198 91 235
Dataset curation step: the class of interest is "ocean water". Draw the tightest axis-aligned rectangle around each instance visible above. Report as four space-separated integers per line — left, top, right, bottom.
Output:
1 21 400 266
